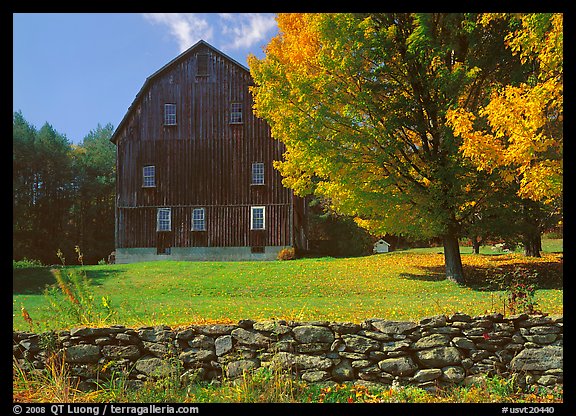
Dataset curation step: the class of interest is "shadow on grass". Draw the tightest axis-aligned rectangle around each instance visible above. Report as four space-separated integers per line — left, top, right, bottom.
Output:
399 256 563 292
13 266 125 295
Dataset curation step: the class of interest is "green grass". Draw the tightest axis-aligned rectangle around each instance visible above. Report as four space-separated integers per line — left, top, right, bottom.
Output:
13 240 563 331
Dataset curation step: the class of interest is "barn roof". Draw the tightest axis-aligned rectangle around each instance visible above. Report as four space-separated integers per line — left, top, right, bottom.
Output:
110 39 250 144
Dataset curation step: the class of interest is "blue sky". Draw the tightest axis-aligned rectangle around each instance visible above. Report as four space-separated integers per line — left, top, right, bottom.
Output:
13 13 279 143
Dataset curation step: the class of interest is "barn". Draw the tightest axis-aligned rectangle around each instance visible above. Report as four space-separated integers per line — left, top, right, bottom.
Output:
110 40 308 263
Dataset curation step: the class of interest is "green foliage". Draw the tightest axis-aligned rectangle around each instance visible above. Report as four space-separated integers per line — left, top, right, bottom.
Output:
13 112 116 264
13 258 44 268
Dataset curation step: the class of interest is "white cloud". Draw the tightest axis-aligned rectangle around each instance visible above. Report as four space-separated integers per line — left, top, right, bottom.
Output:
142 13 213 52
141 13 277 55
218 13 277 50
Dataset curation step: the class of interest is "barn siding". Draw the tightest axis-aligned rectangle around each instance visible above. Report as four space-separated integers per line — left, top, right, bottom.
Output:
113 41 304 256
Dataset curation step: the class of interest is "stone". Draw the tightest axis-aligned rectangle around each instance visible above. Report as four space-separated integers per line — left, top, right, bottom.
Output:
378 356 418 376
273 352 333 371
253 320 292 335
101 345 141 361
198 324 237 336
358 365 381 381
215 335 233 356
529 325 561 335
143 341 169 358
380 340 411 352
419 315 446 328
522 334 557 344
292 325 334 344
415 347 462 368
65 345 101 363
138 327 173 343
296 343 331 353
510 346 562 372
370 320 418 335
115 333 139 344
338 352 367 360
175 328 196 340
134 356 173 378
518 316 552 328
70 327 113 338
357 330 394 342
188 335 215 349
428 326 461 335
231 328 271 347
329 322 361 334
448 312 472 323
179 349 216 364
330 339 346 352
226 359 259 378
537 375 561 386
19 338 41 353
351 360 372 369
342 334 381 353
413 334 450 350
302 370 331 382
412 369 442 382
441 366 465 383
332 359 355 381
451 337 476 350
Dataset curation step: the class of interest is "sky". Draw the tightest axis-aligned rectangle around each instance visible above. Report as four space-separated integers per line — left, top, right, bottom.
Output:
13 13 279 143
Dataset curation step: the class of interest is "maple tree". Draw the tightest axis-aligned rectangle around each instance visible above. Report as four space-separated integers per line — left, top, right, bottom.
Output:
447 13 563 256
249 13 550 282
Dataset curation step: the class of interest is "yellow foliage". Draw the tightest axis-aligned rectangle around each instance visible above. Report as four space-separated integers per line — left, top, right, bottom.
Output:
448 13 562 203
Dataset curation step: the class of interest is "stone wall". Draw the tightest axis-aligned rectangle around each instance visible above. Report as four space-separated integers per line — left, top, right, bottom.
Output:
13 313 563 392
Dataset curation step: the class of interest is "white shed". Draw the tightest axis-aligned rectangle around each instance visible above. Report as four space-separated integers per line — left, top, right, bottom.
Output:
373 239 391 254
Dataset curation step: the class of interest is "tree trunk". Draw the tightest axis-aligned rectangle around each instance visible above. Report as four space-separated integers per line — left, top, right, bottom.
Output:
523 233 542 257
443 234 465 284
471 237 482 254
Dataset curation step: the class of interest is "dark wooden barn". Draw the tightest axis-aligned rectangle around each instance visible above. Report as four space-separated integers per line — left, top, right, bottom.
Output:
110 40 308 262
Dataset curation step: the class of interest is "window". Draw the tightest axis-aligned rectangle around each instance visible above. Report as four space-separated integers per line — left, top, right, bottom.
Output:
251 206 265 230
164 103 177 125
197 54 209 76
230 102 243 123
143 165 155 187
251 162 264 185
157 208 171 231
192 208 206 231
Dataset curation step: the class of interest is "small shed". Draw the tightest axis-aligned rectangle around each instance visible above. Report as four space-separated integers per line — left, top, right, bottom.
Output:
373 239 391 254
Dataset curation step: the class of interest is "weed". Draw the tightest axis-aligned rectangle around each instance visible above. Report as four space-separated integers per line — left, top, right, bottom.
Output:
42 246 117 329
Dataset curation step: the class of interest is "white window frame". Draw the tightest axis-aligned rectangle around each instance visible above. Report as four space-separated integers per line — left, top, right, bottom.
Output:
251 206 266 230
230 102 243 124
192 208 206 231
251 162 265 185
164 103 177 126
142 165 156 187
157 208 171 231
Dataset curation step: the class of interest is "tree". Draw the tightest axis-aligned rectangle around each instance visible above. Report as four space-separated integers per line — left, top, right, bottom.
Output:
13 113 75 263
71 124 116 263
447 13 562 257
13 112 116 264
249 13 523 283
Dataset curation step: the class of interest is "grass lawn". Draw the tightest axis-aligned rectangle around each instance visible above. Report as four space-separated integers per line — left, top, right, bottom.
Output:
13 240 563 332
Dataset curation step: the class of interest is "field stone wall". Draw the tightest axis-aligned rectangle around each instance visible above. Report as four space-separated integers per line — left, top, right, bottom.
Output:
13 312 563 392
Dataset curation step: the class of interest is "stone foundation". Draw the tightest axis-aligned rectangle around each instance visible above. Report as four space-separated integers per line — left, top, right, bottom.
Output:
13 313 563 392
